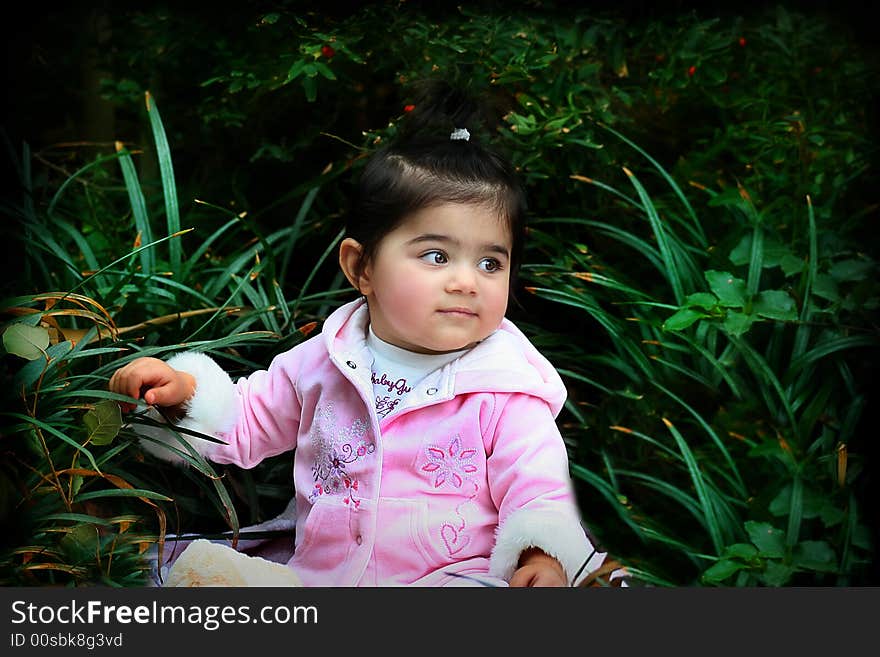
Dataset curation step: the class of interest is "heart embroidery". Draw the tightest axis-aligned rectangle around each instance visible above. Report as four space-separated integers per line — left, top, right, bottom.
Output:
441 523 470 556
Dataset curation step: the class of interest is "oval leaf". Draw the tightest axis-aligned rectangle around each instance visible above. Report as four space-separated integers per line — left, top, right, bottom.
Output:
723 543 759 560
83 399 123 446
754 290 797 321
746 521 786 558
705 270 747 307
793 541 837 572
702 559 743 583
3 323 50 360
663 308 706 331
684 292 719 310
721 310 755 336
762 561 794 586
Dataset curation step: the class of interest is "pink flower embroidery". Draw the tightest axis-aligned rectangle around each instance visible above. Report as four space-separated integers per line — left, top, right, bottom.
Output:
308 404 373 505
421 435 478 488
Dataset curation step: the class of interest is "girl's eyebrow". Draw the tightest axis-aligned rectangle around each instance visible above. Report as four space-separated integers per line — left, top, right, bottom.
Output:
407 234 510 257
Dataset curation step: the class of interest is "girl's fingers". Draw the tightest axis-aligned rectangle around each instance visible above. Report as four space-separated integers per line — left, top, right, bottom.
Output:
109 358 182 411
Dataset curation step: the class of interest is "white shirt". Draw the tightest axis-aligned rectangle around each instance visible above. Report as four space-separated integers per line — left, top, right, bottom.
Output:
366 325 469 419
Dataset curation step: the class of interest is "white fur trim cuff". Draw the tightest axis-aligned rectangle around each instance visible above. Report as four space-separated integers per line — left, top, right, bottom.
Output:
134 351 238 466
489 508 606 586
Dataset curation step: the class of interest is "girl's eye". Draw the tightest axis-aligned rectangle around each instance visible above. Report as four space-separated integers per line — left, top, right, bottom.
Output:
478 258 502 273
419 250 447 265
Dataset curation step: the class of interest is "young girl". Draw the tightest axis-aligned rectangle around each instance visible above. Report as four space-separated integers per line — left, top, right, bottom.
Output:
109 86 607 587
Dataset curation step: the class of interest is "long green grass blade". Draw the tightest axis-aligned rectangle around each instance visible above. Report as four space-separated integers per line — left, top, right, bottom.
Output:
290 228 345 317
596 121 706 246
786 472 803 548
791 196 817 361
661 417 724 553
280 186 320 286
75 488 173 502
3 412 100 473
145 92 182 274
747 223 764 296
623 167 685 303
115 144 154 275
730 336 800 440
64 230 193 300
47 152 123 221
615 469 703 522
569 463 645 537
651 381 746 495
785 335 877 382
42 513 114 527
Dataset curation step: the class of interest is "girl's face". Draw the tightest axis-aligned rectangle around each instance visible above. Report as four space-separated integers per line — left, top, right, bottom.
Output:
350 202 512 354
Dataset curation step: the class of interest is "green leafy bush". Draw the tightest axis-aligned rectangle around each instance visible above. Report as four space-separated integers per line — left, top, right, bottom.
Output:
3 2 877 586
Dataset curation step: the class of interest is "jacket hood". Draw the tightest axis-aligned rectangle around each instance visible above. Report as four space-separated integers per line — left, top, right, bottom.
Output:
322 298 567 417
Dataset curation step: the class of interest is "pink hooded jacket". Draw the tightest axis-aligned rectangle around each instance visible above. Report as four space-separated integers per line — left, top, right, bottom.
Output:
141 298 603 586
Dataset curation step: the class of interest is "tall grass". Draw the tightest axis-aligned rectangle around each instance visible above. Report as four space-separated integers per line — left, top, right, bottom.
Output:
0 94 343 585
522 124 877 585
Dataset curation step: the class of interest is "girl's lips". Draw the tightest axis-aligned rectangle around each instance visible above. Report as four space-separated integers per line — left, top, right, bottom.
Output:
438 307 477 317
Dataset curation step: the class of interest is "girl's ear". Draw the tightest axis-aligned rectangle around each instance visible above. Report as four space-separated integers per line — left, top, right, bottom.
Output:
339 237 372 294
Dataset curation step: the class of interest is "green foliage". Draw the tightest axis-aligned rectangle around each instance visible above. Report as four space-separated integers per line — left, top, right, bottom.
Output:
4 2 878 586
1 94 340 585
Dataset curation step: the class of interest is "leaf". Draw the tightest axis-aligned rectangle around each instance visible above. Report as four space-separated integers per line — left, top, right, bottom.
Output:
793 541 837 572
705 270 747 307
768 484 791 517
812 274 840 302
721 310 754 336
684 292 718 310
314 62 336 81
762 560 794 586
723 543 759 559
746 521 785 558
301 75 317 102
285 59 307 82
76 488 172 502
663 308 706 331
770 484 845 527
702 559 743 583
3 323 49 360
852 524 872 550
753 290 797 320
729 235 791 267
59 524 99 562
83 400 123 446
829 258 874 282
780 253 806 277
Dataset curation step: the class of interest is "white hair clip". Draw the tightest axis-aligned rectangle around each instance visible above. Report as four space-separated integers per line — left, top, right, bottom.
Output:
450 127 470 141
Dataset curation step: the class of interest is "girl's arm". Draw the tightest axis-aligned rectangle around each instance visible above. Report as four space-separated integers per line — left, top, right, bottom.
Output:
484 392 605 586
110 348 304 469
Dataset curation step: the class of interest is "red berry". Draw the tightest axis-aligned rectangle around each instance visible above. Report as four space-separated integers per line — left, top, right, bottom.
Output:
321 45 335 59
403 104 415 113
738 37 747 47
687 65 696 77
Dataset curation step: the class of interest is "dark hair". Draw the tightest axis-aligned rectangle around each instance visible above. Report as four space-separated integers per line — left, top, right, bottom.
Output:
346 81 527 285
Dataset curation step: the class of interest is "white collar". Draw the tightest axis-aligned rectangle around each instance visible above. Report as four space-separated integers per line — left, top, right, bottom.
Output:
366 325 470 372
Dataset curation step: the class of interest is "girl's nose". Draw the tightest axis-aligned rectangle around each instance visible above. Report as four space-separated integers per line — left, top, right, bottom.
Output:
445 265 477 294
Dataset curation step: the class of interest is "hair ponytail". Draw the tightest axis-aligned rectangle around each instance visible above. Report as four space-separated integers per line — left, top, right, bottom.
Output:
347 79 528 289
397 79 489 143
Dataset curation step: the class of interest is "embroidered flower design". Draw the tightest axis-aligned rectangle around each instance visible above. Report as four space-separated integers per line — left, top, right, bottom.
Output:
421 435 478 489
308 403 374 505
417 435 481 558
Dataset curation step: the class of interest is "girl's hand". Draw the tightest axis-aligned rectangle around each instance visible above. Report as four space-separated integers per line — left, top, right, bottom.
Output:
108 357 196 415
509 548 568 587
